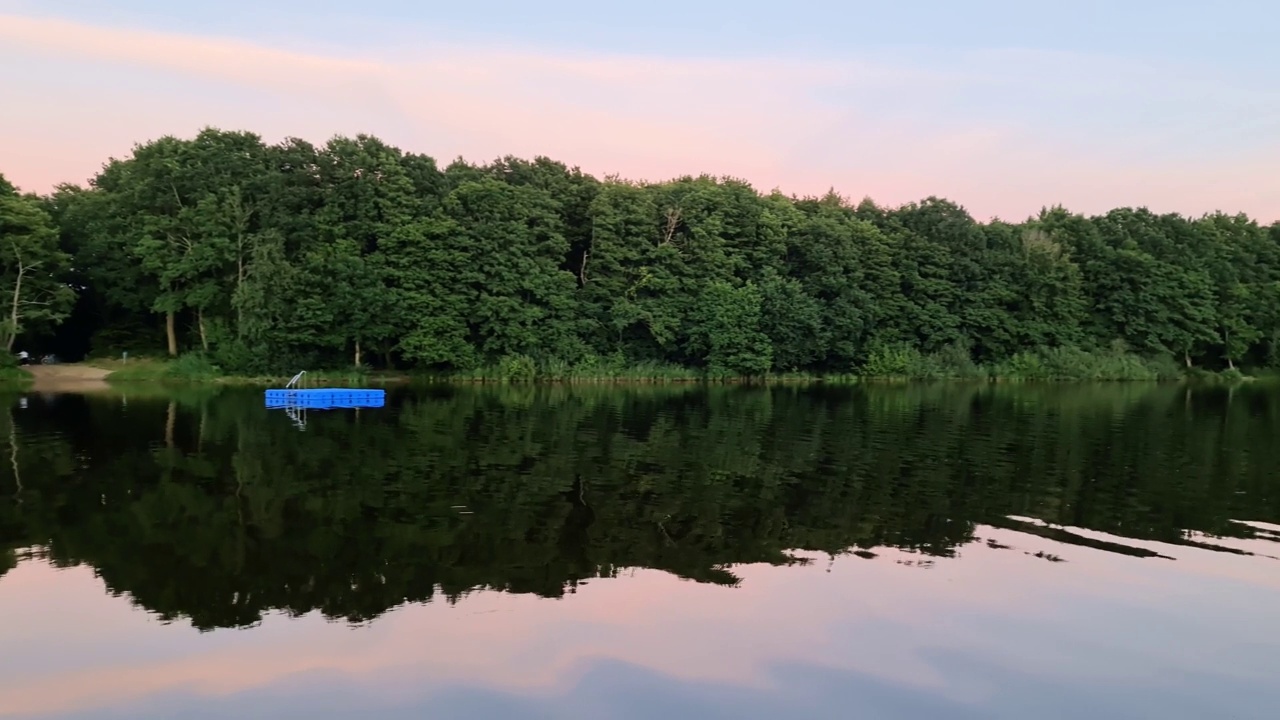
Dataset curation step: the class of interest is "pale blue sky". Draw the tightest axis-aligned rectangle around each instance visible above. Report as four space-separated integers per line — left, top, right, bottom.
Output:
1 0 1277 220
18 0 1280 64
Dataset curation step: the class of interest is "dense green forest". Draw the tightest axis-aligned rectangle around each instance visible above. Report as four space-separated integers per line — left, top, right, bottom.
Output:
3 127 1280 378
2 383 1277 629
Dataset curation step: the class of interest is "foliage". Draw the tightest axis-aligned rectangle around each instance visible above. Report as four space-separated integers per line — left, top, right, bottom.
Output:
2 383 1279 628
496 353 538 383
0 191 76 351
166 353 222 380
0 352 30 386
105 353 221 382
0 365 30 388
6 128 1280 379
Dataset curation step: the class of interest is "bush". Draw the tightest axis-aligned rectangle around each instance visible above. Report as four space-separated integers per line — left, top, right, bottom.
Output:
1220 367 1247 383
165 353 222 380
986 346 1165 381
0 351 32 387
932 340 983 379
540 357 573 381
860 341 982 380
211 339 259 375
496 353 537 383
861 343 927 378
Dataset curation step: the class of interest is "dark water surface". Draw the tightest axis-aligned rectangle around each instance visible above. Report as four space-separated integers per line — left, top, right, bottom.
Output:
1 383 1278 719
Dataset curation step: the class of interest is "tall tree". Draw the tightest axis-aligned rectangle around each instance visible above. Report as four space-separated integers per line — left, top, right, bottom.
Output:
14 126 1280 376
0 192 75 351
443 178 585 363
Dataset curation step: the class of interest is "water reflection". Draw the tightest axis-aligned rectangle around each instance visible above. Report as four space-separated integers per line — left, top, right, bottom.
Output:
1 534 1277 719
1 383 1278 630
0 383 1278 718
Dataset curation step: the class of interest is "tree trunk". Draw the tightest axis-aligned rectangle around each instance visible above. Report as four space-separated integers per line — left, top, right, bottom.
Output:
166 311 178 357
198 309 209 353
6 281 18 353
1228 357 1236 370
1184 351 1192 368
354 340 362 368
7 246 26 353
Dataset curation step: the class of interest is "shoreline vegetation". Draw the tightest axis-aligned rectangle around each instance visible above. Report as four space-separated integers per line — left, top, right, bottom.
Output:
2 347 1251 390
0 349 1260 392
4 127 1280 384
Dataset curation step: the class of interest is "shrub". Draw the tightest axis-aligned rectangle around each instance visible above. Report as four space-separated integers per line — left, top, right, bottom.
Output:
496 353 537 383
861 343 926 378
166 353 222 380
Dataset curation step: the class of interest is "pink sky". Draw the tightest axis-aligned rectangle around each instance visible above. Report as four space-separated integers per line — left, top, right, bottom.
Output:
1 11 1278 222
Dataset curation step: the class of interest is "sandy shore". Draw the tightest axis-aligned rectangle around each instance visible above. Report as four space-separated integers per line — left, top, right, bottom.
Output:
22 364 113 392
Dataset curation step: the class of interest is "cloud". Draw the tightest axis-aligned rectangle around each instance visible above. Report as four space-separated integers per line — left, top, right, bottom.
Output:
0 11 1276 221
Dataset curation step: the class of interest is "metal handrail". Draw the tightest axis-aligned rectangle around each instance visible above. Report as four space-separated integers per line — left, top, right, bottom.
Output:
285 370 307 389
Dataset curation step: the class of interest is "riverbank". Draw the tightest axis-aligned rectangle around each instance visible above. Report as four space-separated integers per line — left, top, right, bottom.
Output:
85 358 412 387
50 352 1259 388
0 364 116 392
23 364 113 392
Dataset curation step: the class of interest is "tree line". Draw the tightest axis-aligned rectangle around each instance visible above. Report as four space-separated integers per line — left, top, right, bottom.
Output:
2 126 1279 377
3 383 1276 629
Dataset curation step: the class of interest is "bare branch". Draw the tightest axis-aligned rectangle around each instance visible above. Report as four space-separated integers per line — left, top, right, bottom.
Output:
661 207 682 246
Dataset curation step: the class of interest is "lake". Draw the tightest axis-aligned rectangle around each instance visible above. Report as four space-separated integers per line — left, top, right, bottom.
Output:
1 383 1277 719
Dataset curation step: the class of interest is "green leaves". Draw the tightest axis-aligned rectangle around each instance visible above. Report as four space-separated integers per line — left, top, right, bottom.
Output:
691 280 773 377
12 125 1280 376
0 192 75 349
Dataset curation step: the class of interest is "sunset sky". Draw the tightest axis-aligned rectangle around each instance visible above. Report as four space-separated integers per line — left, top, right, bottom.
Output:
1 0 1277 221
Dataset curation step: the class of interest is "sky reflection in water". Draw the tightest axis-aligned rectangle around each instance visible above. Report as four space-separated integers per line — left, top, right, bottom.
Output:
0 384 1278 718
2 526 1277 719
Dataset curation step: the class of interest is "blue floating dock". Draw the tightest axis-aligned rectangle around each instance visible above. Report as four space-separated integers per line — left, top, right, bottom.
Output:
265 388 386 409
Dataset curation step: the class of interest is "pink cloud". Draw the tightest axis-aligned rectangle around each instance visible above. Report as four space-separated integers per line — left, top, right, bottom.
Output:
0 12 1276 221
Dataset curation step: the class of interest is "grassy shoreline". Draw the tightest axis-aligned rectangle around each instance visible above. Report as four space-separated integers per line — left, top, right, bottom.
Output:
88 358 409 387
68 354 1259 389
0 367 33 389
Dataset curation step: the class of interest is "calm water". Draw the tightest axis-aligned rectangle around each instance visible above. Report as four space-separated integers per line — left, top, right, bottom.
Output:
1 383 1278 719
